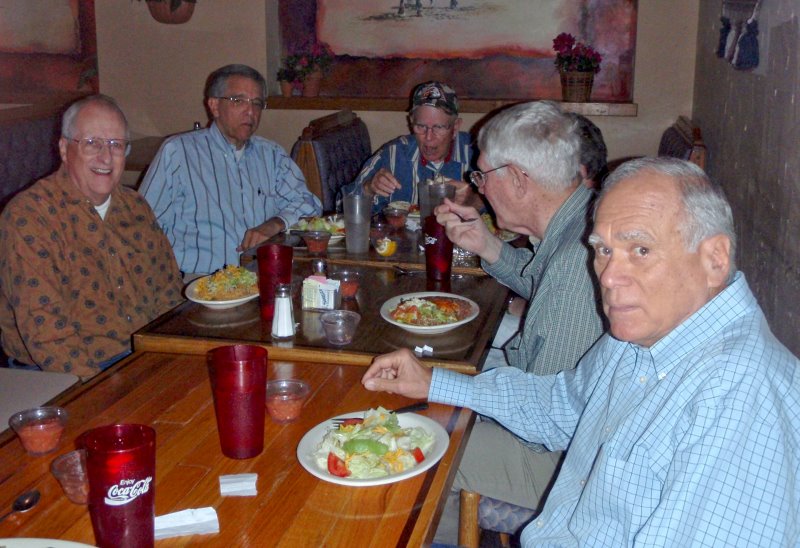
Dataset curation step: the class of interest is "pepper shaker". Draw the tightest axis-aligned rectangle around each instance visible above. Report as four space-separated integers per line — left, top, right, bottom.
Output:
310 258 327 277
271 284 295 339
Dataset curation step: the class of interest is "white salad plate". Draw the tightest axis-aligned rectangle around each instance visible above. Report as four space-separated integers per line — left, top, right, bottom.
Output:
0 540 95 548
185 276 259 311
297 411 449 487
380 292 479 335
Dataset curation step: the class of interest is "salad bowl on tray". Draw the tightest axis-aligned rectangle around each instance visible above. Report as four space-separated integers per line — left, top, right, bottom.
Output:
380 292 479 335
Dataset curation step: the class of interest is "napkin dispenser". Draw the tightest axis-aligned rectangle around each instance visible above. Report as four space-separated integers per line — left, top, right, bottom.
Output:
302 275 341 310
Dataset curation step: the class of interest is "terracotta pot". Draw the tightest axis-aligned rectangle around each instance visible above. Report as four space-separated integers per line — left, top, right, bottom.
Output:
279 81 294 98
560 71 594 102
146 1 195 24
302 70 323 97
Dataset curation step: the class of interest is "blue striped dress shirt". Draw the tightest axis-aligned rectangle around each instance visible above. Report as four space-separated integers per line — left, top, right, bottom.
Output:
140 123 321 273
431 272 800 546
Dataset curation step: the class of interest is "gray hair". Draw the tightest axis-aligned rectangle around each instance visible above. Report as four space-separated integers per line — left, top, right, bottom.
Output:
206 64 267 99
567 113 608 183
599 157 737 276
477 101 581 192
61 94 130 140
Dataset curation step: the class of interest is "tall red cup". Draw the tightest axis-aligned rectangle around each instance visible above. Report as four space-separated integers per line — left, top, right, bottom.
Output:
424 216 454 281
207 345 268 459
256 243 293 321
84 424 156 548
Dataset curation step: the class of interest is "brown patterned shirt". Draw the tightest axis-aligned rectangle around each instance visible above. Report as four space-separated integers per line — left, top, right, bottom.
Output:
0 168 183 378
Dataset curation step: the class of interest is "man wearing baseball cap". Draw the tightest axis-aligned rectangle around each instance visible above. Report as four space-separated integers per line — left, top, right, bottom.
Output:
343 81 481 213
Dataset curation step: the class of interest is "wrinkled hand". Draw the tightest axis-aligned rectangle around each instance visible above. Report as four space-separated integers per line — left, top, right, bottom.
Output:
361 349 433 399
365 168 402 198
434 198 502 263
237 217 285 252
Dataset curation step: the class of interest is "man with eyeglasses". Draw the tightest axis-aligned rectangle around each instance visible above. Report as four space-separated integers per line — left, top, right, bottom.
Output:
0 95 183 379
141 64 321 277
414 101 607 542
342 81 481 214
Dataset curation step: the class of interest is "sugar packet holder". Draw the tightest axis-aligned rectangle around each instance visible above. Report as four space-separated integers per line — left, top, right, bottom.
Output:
302 275 341 310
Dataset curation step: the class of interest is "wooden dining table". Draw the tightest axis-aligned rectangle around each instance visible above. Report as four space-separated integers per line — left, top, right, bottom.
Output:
0 350 475 546
135 261 509 374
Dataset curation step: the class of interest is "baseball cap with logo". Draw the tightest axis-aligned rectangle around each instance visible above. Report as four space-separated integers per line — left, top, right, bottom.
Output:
411 81 459 116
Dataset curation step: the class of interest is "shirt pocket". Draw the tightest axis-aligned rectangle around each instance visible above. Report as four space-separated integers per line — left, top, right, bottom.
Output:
590 445 662 525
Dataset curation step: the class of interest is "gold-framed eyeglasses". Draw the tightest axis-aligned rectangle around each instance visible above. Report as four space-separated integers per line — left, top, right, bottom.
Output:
469 164 512 188
411 122 453 137
68 137 131 157
215 95 267 111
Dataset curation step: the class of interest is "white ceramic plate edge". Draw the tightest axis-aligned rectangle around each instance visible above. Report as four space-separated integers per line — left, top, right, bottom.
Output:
0 540 95 548
379 292 480 335
185 276 259 310
297 411 449 487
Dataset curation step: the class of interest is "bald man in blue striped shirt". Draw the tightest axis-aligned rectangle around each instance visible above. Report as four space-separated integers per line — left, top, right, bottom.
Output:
141 64 321 276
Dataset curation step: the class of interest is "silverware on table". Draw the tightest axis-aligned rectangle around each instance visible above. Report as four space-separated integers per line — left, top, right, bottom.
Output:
332 402 429 424
0 489 40 523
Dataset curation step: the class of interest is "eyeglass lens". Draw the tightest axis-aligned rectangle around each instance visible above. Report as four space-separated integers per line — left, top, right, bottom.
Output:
220 96 267 110
75 138 129 156
412 123 450 136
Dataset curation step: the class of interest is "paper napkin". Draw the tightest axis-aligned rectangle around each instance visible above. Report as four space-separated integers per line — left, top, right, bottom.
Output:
219 473 258 496
154 507 219 540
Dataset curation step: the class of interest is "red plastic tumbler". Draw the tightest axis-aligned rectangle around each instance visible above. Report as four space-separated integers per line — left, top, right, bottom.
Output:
424 215 454 281
256 243 293 321
207 345 268 459
84 423 156 548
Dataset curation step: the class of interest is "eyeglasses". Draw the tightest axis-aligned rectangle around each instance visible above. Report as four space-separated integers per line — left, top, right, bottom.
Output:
469 164 511 188
68 137 130 157
215 96 267 111
411 122 453 137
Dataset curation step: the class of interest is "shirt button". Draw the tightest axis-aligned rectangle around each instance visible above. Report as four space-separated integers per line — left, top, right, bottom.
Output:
604 426 611 433
639 375 647 384
580 479 586 486
658 372 667 381
535 519 544 528
126 315 132 322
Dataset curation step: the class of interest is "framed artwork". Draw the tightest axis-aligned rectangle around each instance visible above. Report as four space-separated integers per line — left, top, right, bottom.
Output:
0 0 98 102
278 0 636 103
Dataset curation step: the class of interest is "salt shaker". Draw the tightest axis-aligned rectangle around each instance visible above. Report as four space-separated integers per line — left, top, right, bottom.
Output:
271 284 295 339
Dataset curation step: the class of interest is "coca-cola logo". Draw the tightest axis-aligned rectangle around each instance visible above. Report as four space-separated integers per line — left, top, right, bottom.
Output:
104 476 152 506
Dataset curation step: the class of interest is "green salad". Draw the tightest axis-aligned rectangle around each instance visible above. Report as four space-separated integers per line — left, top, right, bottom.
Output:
314 407 435 479
294 216 345 235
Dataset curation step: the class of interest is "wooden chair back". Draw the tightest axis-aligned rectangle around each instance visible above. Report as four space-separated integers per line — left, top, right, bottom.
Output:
658 115 707 169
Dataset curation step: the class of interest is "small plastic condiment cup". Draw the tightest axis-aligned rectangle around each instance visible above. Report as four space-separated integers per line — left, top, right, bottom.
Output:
319 310 361 346
302 230 332 254
51 449 89 504
266 379 310 423
9 406 68 456
383 207 408 229
332 269 361 299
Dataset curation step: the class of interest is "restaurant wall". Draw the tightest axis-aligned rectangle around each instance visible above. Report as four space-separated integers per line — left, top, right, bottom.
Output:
93 1 699 160
693 1 800 355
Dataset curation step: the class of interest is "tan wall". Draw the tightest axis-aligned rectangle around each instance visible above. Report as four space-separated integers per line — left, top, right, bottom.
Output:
96 1 699 159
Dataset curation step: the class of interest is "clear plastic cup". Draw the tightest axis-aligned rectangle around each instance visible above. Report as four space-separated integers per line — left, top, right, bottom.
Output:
319 310 361 345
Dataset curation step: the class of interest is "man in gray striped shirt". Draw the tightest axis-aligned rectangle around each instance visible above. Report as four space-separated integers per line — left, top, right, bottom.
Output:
141 64 321 276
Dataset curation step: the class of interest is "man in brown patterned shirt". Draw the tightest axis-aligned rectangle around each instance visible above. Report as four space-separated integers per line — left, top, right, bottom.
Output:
0 95 183 379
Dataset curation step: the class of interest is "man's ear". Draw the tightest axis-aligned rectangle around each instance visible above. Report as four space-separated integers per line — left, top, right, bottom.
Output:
509 165 528 198
452 117 463 134
58 137 68 164
699 234 732 291
207 98 220 120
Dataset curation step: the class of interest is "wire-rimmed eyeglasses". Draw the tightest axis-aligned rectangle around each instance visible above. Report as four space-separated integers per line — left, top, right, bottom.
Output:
68 137 131 157
410 122 453 137
469 164 510 188
214 95 267 111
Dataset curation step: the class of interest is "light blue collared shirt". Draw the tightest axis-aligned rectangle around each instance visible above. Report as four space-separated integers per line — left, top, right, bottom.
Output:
140 123 321 273
431 272 800 546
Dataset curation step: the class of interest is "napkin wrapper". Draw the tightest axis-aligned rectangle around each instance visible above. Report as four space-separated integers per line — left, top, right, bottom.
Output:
414 345 434 356
154 507 219 539
219 473 258 496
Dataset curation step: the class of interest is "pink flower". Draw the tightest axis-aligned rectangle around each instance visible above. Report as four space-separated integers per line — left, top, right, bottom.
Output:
553 33 575 55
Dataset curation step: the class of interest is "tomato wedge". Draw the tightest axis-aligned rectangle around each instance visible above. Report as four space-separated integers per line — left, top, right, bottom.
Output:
339 418 363 427
327 452 350 477
412 447 425 464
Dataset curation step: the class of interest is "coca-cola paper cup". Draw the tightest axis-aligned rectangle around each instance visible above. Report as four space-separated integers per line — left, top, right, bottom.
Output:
84 424 156 548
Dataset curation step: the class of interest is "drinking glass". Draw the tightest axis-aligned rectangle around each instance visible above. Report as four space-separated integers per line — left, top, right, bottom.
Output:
256 243 293 321
84 424 156 548
207 345 268 459
343 194 371 254
424 216 454 281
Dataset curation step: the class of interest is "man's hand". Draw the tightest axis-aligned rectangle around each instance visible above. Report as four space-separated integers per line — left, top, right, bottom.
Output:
362 349 433 399
237 217 285 252
364 168 402 198
435 198 503 264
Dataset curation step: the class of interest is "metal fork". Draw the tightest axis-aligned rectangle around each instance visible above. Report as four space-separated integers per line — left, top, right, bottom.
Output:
331 402 429 424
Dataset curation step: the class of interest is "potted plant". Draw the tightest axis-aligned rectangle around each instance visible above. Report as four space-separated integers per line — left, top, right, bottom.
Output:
552 33 602 102
291 40 334 97
139 0 197 25
276 66 302 98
